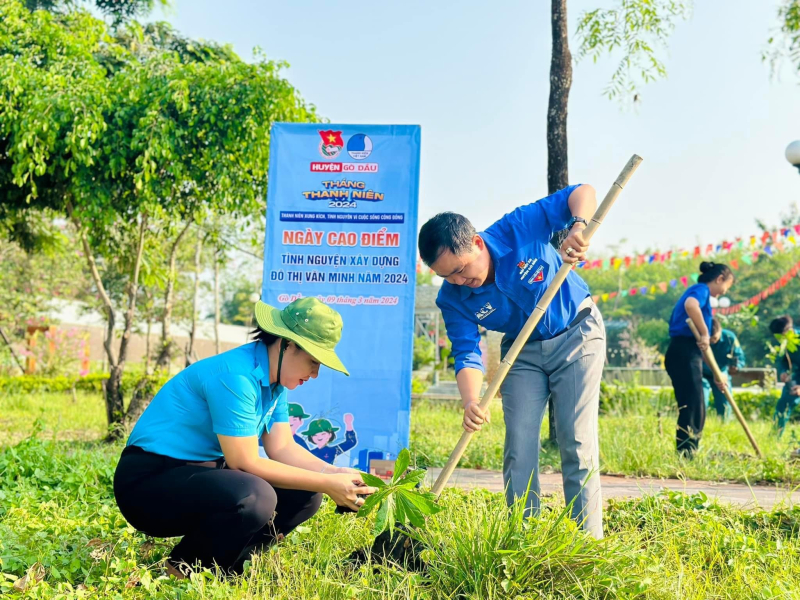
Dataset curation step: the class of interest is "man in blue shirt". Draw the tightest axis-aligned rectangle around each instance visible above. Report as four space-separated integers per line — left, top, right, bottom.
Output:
701 318 746 419
418 184 605 538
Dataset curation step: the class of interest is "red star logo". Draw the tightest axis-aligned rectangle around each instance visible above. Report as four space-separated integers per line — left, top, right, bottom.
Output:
318 130 343 147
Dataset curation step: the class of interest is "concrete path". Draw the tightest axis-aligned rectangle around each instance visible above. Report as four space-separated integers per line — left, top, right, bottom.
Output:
425 468 800 510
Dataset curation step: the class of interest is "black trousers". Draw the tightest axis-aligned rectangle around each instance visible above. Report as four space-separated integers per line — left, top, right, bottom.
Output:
665 337 706 456
113 445 322 575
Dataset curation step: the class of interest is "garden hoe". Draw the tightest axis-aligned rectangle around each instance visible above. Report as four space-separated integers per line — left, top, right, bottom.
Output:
685 318 762 457
350 155 644 569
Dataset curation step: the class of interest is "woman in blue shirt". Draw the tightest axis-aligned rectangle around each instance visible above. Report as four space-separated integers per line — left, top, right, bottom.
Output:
113 298 377 578
665 262 734 457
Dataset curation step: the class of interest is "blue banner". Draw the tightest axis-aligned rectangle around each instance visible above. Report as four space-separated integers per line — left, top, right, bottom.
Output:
261 123 421 471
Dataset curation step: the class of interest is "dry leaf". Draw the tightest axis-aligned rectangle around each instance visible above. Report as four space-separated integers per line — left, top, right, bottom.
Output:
86 539 105 547
125 574 140 589
12 563 45 592
140 539 156 555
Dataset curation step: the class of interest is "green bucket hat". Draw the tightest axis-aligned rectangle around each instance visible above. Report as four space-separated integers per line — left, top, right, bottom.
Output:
301 418 339 438
288 403 311 419
254 297 349 376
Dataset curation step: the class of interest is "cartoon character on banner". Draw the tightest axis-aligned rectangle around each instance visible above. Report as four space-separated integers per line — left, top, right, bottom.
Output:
288 403 310 449
301 413 358 465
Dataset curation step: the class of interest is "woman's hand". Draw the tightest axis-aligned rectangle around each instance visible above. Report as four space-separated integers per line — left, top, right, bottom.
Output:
332 466 361 476
324 472 377 511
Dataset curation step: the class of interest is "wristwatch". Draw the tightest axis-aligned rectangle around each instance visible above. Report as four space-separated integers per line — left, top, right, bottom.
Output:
567 216 588 230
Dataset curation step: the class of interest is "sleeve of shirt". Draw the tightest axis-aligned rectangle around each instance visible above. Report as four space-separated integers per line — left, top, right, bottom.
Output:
335 430 358 456
437 296 484 374
685 284 710 309
270 387 289 425
500 184 582 239
203 372 259 437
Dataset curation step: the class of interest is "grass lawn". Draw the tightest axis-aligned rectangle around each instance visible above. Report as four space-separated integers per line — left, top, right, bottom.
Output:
411 399 800 485
2 390 800 598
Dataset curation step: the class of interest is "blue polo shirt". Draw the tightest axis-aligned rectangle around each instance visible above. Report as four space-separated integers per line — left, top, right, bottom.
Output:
437 185 591 374
668 283 712 338
126 341 289 461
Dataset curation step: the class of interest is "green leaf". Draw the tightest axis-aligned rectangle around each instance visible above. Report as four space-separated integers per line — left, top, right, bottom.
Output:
399 489 443 517
393 493 407 527
374 494 394 535
395 491 427 528
356 488 390 518
359 471 387 489
392 448 410 484
395 468 426 489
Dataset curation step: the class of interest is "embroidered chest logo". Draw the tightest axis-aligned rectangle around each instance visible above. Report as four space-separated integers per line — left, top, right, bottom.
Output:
518 257 539 280
529 266 544 284
475 302 496 320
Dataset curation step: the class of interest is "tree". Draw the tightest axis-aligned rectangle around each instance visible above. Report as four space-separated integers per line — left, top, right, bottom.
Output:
0 1 317 436
25 0 168 27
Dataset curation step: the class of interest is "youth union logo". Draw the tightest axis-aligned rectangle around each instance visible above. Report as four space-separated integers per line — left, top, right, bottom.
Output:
347 133 373 160
318 130 344 159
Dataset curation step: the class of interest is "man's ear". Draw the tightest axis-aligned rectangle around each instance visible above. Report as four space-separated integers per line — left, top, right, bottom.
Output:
473 234 484 251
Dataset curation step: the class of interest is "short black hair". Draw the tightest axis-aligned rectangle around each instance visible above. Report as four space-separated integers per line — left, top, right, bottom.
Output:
418 212 476 267
251 328 281 346
769 315 793 335
711 317 721 337
698 261 733 284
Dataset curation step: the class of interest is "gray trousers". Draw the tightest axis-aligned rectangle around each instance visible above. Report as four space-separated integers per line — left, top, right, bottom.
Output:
500 303 605 538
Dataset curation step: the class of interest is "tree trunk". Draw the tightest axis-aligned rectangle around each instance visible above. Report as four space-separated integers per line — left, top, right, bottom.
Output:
545 0 573 447
186 233 205 367
104 364 125 437
155 219 193 370
105 214 148 440
547 0 572 194
76 214 148 440
145 314 152 375
214 247 221 355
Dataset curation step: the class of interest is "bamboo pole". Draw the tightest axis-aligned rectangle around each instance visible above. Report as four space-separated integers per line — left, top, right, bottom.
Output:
685 318 762 457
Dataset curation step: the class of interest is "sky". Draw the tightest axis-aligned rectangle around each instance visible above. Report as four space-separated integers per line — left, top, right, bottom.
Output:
149 0 800 256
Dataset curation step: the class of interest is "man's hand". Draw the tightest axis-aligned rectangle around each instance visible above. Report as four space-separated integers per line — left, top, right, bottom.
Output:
781 372 791 383
791 384 800 397
560 224 589 264
463 401 490 433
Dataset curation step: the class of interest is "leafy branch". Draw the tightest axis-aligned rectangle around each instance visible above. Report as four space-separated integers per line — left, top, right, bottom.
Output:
357 449 442 536
575 0 692 102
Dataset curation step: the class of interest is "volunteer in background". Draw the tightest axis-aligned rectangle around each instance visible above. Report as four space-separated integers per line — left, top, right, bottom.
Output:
701 317 746 420
665 262 735 458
